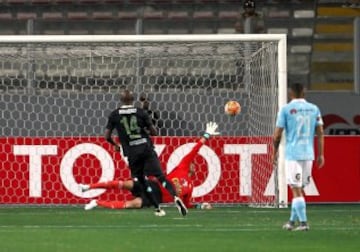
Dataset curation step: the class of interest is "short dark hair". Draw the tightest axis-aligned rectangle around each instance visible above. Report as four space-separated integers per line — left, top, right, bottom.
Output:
120 89 134 104
290 83 304 98
243 0 255 9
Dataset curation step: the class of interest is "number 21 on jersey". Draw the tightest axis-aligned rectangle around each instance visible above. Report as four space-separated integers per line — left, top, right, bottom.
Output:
296 114 310 140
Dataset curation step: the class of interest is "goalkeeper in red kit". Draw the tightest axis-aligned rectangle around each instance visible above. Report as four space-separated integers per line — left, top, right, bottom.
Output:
81 121 219 213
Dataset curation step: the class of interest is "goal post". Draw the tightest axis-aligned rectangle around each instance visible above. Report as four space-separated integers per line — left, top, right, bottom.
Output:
0 34 287 207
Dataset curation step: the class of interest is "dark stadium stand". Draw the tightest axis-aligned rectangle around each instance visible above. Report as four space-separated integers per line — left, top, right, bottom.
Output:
311 3 358 90
0 0 358 90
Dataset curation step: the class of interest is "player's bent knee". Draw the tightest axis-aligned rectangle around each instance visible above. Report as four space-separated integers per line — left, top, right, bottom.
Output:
127 198 143 209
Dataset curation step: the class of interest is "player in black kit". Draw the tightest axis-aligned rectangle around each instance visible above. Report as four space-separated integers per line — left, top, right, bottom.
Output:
104 89 188 217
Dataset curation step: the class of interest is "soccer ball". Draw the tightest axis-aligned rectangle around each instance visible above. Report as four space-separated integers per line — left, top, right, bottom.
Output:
224 100 241 116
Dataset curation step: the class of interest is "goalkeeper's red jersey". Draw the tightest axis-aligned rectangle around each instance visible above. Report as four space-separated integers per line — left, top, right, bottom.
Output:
160 140 204 208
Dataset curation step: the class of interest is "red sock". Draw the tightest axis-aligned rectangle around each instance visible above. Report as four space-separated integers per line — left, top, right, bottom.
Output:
89 180 123 190
97 200 126 209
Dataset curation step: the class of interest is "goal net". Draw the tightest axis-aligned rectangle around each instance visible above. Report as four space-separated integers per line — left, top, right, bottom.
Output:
0 35 287 207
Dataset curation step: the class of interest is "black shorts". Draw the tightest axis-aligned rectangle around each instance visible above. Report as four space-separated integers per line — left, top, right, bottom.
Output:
130 180 162 208
127 144 165 179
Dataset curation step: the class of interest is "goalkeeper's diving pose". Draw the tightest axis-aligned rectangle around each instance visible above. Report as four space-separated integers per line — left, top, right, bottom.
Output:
80 121 219 214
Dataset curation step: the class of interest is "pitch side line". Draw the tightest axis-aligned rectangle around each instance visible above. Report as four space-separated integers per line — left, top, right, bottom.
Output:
0 225 359 232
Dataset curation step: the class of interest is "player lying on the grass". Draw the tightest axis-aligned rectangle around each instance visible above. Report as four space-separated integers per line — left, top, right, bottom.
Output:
81 121 219 213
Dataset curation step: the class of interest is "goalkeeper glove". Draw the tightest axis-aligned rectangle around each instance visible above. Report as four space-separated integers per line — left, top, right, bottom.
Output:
203 121 220 139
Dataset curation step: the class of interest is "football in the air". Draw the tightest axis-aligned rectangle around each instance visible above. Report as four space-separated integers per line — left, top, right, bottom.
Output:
224 100 241 116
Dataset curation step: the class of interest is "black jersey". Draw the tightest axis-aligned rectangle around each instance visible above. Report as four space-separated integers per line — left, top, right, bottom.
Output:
106 105 155 157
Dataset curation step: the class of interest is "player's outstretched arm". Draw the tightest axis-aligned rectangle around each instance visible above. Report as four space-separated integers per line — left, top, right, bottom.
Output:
179 122 220 165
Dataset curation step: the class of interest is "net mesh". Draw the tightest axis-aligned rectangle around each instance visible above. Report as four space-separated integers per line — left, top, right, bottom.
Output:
0 39 279 206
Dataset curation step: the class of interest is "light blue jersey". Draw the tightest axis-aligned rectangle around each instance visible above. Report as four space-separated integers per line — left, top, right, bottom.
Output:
276 98 323 161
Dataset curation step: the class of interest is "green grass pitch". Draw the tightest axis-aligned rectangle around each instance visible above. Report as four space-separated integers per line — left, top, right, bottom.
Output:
0 205 359 252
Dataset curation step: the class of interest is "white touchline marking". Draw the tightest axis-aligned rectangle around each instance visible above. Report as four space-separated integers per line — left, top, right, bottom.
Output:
0 224 359 232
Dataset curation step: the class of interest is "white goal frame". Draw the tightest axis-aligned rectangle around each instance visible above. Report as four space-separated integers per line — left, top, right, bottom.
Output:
0 34 288 207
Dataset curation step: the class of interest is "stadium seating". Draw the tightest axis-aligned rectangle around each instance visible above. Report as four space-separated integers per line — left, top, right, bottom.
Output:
311 3 358 90
0 0 358 90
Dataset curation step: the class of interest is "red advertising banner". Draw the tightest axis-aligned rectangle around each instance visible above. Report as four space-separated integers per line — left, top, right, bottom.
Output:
308 136 360 202
0 136 359 204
